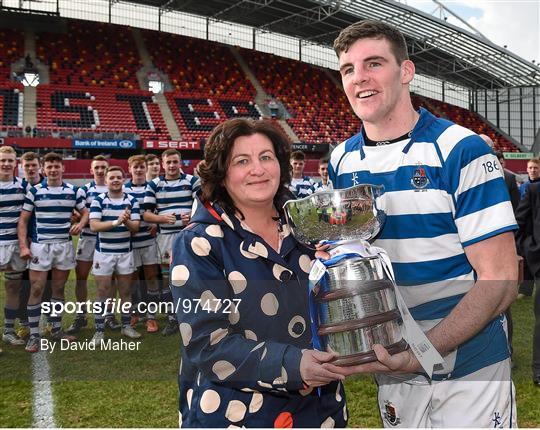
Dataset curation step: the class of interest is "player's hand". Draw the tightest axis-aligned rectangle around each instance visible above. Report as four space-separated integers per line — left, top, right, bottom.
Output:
300 349 344 388
180 212 190 226
20 246 32 260
149 224 158 236
314 243 331 260
163 213 177 225
123 208 131 221
69 222 84 236
322 344 420 376
70 211 82 224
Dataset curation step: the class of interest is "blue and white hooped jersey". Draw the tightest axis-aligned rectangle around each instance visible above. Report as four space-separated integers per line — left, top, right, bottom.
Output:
23 180 85 244
314 180 333 193
90 192 140 254
124 180 155 249
288 176 316 198
329 108 517 379
143 174 200 235
0 177 27 244
77 181 108 238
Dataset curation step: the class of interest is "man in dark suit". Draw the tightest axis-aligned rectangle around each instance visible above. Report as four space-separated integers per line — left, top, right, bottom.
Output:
515 182 540 386
495 151 520 212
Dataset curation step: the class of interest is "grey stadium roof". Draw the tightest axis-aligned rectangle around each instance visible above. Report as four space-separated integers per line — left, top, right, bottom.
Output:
131 0 540 90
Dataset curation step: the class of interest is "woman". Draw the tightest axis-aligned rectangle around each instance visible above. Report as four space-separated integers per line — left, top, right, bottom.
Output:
170 118 347 428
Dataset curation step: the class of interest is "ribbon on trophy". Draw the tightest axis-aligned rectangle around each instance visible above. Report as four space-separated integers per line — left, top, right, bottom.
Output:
308 240 444 378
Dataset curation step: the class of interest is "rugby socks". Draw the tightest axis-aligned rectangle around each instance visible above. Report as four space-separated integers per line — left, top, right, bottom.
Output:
161 287 175 322
146 290 159 320
4 307 18 333
94 300 106 333
121 312 131 328
27 303 41 337
49 298 63 334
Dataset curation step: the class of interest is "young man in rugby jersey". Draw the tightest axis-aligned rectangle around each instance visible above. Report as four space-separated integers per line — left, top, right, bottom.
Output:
124 155 160 333
68 155 110 334
0 146 28 351
143 149 200 335
14 152 46 341
288 150 315 198
314 155 333 192
88 166 141 345
325 20 518 427
18 152 88 353
145 153 161 181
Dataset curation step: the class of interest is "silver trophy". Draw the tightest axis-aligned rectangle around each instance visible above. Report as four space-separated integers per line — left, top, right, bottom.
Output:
284 184 407 366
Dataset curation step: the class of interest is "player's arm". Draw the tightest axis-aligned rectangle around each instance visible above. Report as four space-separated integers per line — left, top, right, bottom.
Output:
142 207 176 225
17 210 32 259
70 207 89 236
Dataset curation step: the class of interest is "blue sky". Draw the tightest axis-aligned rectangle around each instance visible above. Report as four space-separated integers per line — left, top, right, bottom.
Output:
407 0 539 64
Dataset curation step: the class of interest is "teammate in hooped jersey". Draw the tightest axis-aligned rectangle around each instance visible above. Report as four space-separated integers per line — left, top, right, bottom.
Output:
69 155 109 334
143 149 200 336
88 166 141 345
323 20 518 427
18 152 88 353
124 155 160 333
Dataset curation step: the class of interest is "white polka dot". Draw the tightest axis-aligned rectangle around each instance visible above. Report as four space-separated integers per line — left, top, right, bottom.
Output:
239 241 258 259
335 382 342 402
299 386 313 396
210 327 228 345
205 224 223 237
200 389 221 414
321 416 335 428
260 347 267 361
187 388 193 409
179 323 192 346
212 360 236 380
227 425 241 429
225 400 246 422
260 293 279 316
171 265 189 287
273 366 288 385
343 404 348 421
257 380 273 389
228 271 247 294
178 411 182 427
244 330 257 341
249 392 263 413
228 308 240 325
299 254 312 273
288 315 306 338
250 342 265 352
240 388 255 393
248 241 268 258
221 213 234 229
272 264 291 281
196 372 201 386
178 359 182 375
200 290 221 312
191 237 211 256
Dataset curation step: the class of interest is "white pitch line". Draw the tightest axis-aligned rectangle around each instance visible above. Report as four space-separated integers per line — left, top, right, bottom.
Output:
31 351 57 428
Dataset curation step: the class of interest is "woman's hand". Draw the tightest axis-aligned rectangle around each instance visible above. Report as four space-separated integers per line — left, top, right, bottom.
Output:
300 349 345 388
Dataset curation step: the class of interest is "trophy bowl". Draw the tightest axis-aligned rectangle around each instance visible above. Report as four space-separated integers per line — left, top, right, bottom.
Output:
283 184 386 248
283 184 407 366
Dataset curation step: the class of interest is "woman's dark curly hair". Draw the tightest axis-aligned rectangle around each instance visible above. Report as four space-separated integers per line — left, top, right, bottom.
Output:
197 118 293 218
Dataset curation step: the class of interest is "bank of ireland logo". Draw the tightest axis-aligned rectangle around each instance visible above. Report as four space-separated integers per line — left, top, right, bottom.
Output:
119 140 133 148
411 163 430 190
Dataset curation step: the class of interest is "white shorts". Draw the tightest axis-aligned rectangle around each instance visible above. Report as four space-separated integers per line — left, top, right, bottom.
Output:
29 242 76 272
133 243 159 268
92 250 136 276
76 236 97 262
157 233 179 265
0 243 28 272
376 358 517 427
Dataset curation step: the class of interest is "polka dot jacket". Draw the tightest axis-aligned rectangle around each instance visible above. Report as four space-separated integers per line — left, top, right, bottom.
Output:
170 196 347 428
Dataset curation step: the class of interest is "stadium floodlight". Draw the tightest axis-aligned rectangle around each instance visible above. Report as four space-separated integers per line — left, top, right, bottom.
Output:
21 72 40 87
149 79 163 94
